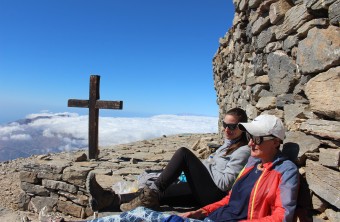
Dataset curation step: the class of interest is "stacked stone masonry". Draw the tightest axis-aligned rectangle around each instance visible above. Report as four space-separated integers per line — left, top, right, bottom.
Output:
214 0 339 221
17 134 219 219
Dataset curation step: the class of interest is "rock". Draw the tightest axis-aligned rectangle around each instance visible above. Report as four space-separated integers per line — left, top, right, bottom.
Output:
329 0 340 25
29 196 58 213
257 0 277 13
260 109 284 119
57 200 83 218
276 94 295 108
249 0 262 9
252 16 270 35
246 104 259 120
62 166 92 187
74 153 87 162
296 26 340 74
23 162 68 174
284 103 308 125
283 35 299 51
320 139 340 149
96 174 123 190
306 160 340 209
58 191 88 206
253 53 267 76
304 0 337 10
312 194 329 213
256 27 275 50
113 167 145 176
258 89 273 98
264 41 283 53
238 0 248 11
267 51 297 95
296 18 328 38
246 75 269 86
300 119 340 140
37 171 63 181
256 96 277 110
325 208 340 222
284 131 320 159
17 192 31 210
319 148 340 169
269 0 293 24
42 179 78 194
275 4 313 40
19 172 39 184
251 84 269 101
305 67 340 120
20 182 49 196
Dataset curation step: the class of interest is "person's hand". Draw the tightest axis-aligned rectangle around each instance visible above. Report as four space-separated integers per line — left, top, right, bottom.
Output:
179 208 207 219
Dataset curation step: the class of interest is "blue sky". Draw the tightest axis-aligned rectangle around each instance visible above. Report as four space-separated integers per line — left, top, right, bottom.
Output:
0 0 235 124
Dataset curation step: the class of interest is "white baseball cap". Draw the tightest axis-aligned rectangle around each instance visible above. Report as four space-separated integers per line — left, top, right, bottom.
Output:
238 115 285 141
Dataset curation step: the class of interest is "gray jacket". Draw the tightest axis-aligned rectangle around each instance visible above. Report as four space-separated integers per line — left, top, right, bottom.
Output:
202 139 250 192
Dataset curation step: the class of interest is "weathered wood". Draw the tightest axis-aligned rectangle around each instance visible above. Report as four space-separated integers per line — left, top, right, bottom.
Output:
68 100 122 109
88 75 99 160
68 100 89 108
95 101 123 109
67 75 123 159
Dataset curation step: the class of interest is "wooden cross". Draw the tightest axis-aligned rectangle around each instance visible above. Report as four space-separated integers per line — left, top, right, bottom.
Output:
68 75 123 159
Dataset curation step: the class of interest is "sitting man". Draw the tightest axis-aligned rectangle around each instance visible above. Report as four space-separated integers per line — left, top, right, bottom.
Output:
179 114 299 221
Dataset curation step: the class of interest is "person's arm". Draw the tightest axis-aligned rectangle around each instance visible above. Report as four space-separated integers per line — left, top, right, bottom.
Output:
241 162 299 222
180 189 233 218
214 145 250 191
179 208 208 219
201 191 232 215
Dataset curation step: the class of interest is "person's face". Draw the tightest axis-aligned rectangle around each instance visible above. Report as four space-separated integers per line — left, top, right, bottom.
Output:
248 137 280 162
223 114 243 140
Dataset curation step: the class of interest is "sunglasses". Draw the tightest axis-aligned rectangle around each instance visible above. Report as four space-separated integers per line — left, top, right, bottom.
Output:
246 132 276 145
222 122 239 130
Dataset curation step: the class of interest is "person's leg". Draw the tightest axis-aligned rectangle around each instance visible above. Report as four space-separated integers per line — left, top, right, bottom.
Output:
121 147 226 211
160 182 199 207
155 147 226 206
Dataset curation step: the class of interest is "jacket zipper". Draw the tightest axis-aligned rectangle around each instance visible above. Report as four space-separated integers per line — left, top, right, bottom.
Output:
250 167 266 219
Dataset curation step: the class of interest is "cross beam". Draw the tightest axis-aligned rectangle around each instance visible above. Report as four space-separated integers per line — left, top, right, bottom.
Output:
68 75 123 159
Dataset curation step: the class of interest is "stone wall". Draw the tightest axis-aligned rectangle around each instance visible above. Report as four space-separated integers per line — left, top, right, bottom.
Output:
213 0 339 220
17 134 218 219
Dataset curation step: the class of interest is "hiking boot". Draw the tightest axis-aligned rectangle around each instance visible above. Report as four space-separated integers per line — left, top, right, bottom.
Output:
120 187 160 212
86 171 120 211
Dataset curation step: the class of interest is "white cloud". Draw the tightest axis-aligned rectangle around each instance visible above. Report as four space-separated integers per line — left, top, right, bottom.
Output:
0 112 218 158
98 115 218 145
0 122 24 138
23 112 218 146
10 134 32 140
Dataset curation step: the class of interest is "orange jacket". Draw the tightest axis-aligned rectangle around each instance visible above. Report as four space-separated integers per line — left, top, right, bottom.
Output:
202 153 299 222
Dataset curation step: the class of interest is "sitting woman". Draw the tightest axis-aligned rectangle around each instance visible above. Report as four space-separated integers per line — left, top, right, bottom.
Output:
87 108 251 212
178 114 299 222
81 114 298 222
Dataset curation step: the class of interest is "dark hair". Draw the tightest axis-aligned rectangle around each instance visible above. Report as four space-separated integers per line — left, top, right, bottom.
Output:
224 108 248 155
226 107 248 123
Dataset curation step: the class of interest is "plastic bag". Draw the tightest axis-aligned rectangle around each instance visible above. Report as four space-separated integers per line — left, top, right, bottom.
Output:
137 171 161 189
112 180 139 194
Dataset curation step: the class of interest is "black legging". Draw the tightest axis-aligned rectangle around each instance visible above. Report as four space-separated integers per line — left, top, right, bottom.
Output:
155 147 227 206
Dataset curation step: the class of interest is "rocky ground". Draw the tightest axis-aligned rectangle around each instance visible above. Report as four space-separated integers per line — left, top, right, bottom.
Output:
0 133 220 222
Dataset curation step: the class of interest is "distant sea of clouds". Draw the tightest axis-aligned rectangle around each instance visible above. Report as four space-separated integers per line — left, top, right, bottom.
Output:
0 112 218 162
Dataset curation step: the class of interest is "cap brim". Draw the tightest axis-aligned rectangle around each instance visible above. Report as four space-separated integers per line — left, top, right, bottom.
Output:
238 122 271 137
